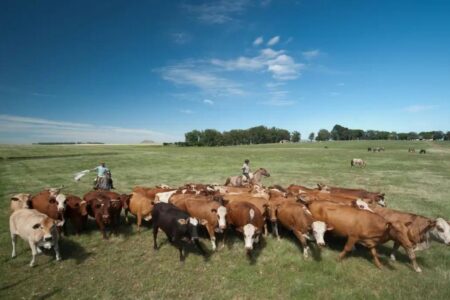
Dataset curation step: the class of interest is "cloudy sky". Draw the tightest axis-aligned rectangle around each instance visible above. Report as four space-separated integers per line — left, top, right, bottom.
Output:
1 0 449 143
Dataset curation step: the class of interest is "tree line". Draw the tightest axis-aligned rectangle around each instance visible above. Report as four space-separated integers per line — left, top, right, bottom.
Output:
179 124 449 146
314 125 450 141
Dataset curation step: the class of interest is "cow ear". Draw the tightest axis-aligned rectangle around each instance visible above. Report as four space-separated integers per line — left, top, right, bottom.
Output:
32 223 41 229
177 219 187 225
11 197 19 201
327 226 334 231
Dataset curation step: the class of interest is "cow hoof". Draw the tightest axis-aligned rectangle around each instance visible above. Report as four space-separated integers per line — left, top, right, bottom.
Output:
56 256 62 261
390 254 396 261
415 267 422 273
29 263 35 267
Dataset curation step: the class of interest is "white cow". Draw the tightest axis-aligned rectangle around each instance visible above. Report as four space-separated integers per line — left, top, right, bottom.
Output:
414 218 450 251
10 209 63 267
351 158 366 167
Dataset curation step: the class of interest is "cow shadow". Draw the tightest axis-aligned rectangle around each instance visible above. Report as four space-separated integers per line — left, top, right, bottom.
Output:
0 276 31 292
248 236 266 265
59 238 92 265
377 244 429 270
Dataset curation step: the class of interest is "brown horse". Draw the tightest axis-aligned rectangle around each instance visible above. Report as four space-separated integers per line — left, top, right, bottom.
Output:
224 168 270 187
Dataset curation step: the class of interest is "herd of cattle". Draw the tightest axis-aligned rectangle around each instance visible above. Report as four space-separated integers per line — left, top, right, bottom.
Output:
9 179 450 272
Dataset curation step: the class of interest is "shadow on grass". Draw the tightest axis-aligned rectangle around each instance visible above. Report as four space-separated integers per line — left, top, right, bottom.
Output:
276 225 323 262
0 276 31 291
59 239 92 265
31 287 62 300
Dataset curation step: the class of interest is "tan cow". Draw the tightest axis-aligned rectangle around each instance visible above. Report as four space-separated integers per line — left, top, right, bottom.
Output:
10 209 63 267
10 193 31 213
125 192 154 232
301 199 421 272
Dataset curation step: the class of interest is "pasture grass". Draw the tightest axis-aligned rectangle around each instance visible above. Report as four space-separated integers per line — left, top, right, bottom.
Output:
0 140 449 299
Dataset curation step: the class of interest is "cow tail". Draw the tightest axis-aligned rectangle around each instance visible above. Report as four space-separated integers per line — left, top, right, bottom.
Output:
224 177 230 186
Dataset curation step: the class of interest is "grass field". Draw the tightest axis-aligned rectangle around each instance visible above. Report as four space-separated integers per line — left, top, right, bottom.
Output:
1 141 449 299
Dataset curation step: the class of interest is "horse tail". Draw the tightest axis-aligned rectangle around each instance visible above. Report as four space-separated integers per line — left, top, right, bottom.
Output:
350 159 354 167
224 177 231 186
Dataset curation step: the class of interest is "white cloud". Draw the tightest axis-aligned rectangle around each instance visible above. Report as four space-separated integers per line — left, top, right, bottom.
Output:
210 48 304 80
267 36 280 46
302 49 321 60
180 109 194 114
253 36 263 46
0 115 175 144
203 99 214 105
404 105 438 113
262 99 296 106
157 63 244 95
183 0 250 24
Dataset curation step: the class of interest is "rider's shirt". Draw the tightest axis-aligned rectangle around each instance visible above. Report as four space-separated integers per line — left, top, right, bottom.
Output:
242 163 250 174
94 166 109 177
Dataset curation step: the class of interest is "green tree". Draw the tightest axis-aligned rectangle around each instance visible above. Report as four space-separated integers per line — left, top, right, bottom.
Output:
308 132 315 141
291 131 301 142
200 129 223 146
316 129 331 141
185 130 202 146
408 132 419 140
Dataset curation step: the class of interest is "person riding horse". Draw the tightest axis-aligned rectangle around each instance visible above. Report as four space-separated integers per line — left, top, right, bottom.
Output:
242 159 251 183
92 162 114 190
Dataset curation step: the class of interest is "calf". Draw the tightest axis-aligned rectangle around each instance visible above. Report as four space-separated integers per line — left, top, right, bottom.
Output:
152 202 205 261
63 195 88 235
10 209 63 267
10 193 31 213
351 158 366 167
301 199 421 272
225 201 264 254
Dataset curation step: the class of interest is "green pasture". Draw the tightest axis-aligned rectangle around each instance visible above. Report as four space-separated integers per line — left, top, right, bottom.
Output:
0 141 449 299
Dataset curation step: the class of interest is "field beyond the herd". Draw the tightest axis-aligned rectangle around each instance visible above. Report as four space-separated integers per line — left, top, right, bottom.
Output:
1 141 450 300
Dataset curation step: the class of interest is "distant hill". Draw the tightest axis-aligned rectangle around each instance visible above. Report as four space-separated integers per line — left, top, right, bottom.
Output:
141 140 155 144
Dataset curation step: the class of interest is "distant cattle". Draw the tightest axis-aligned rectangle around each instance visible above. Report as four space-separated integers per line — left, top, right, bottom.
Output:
350 158 366 167
152 202 206 261
10 209 63 267
408 148 416 153
419 149 426 154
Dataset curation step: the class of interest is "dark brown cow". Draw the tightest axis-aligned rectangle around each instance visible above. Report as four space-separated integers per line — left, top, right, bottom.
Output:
301 199 422 272
83 190 129 211
170 195 227 251
63 195 88 235
86 195 114 239
225 201 264 254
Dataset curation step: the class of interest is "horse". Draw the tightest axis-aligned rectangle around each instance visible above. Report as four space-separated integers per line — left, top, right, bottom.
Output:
224 168 271 187
95 171 113 191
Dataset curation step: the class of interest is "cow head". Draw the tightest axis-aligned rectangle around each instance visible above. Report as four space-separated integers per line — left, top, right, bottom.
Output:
263 202 280 223
311 221 332 247
34 217 63 249
432 218 450 245
243 224 259 251
94 197 111 224
212 206 227 230
352 199 374 213
178 217 201 241
376 193 386 207
54 194 67 212
11 193 31 209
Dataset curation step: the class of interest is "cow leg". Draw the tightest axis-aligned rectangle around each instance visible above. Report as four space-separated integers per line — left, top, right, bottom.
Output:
28 240 37 267
205 225 217 251
293 230 310 259
390 242 401 261
263 222 268 237
405 247 422 273
124 208 129 224
153 226 159 250
272 222 280 241
11 233 17 258
137 212 142 233
370 247 382 269
96 217 107 239
179 245 185 262
338 237 357 261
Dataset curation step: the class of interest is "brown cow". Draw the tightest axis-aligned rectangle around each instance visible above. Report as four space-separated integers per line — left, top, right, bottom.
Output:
170 195 227 251
86 195 114 239
300 199 422 272
225 201 264 254
28 190 66 220
63 195 88 235
276 202 329 258
366 206 437 261
317 184 386 206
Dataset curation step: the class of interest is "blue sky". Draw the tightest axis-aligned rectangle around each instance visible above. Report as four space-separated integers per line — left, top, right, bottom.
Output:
1 0 449 143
